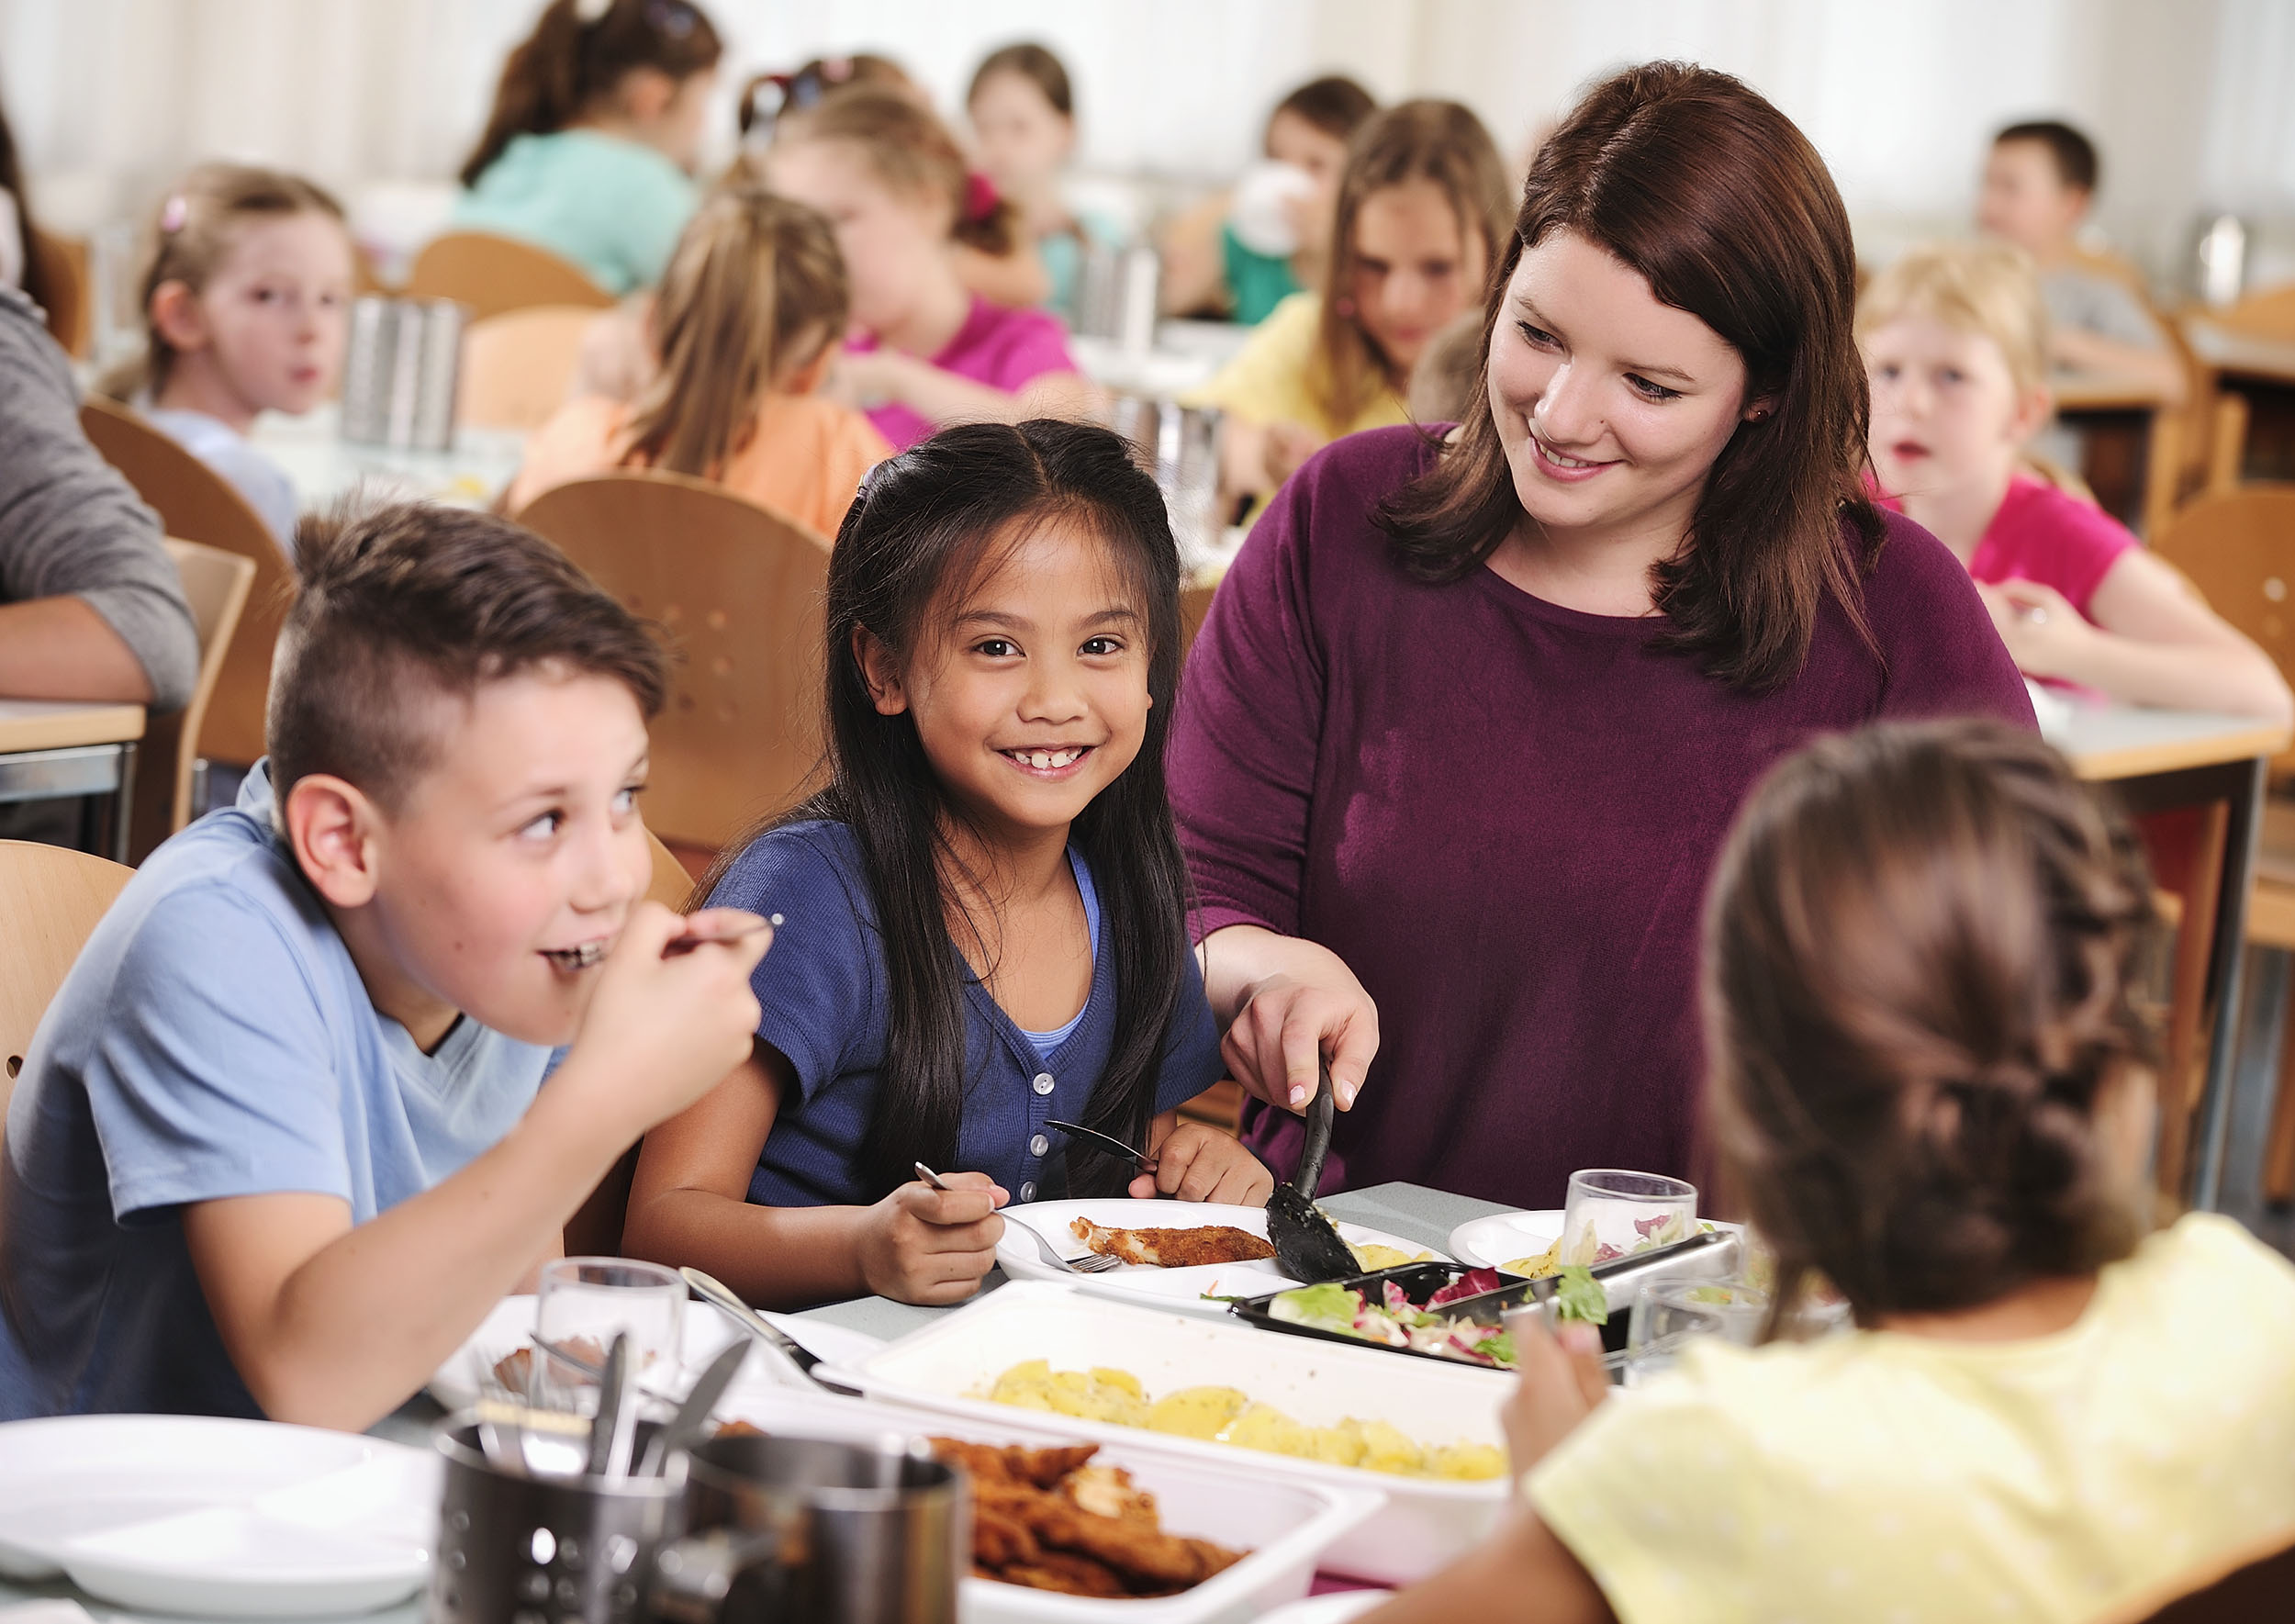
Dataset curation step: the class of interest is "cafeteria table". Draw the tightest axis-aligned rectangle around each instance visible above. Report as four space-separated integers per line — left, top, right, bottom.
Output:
249 402 529 516
0 699 144 862
2052 699 2293 1209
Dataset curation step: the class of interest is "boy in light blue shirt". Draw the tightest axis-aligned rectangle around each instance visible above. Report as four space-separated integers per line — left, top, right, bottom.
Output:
0 500 770 1426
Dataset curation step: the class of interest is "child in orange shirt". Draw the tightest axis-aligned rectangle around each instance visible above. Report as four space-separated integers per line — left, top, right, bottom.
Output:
508 181 889 538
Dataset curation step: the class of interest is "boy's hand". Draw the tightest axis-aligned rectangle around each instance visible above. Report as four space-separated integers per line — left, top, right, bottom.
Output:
1502 1317 1609 1482
1128 1123 1273 1205
858 1171 1007 1305
566 902 770 1142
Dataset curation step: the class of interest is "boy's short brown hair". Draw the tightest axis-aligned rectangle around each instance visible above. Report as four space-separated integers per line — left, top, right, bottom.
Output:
1994 119 2099 196
267 501 667 813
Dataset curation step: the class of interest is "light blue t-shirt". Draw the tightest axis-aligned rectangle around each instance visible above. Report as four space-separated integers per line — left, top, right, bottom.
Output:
141 404 298 554
450 129 699 296
0 764 555 1418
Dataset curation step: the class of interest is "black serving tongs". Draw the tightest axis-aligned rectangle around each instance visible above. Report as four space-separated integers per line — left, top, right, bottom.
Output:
1264 1059 1358 1282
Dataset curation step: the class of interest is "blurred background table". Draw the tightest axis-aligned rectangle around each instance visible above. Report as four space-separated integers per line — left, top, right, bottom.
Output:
250 403 528 516
0 700 143 862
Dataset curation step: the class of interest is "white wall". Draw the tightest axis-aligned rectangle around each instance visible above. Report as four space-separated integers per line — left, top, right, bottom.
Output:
4 0 2290 281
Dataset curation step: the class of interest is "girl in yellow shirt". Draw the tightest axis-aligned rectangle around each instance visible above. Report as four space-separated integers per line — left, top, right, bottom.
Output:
508 180 889 539
1367 719 2295 1624
1191 100 1513 516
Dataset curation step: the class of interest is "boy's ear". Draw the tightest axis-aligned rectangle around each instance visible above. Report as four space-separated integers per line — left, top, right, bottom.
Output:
149 280 208 353
283 773 387 909
851 624 908 716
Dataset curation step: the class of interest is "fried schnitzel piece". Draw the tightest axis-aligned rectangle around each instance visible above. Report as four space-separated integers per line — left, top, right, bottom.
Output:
1069 1216 1276 1268
998 1552 1131 1597
931 1435 1103 1490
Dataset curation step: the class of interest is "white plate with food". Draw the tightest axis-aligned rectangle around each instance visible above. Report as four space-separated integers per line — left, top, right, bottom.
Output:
427 1292 885 1413
0 1414 437 1618
824 1282 1511 1585
1257 1592 1393 1624
998 1200 1444 1314
1443 1208 1569 1276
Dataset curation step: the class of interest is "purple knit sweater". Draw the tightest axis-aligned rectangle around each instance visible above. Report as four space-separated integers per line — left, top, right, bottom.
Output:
1170 427 2035 1208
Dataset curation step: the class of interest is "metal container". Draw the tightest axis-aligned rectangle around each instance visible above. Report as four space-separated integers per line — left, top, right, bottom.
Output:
2196 212 2251 308
1108 394 1224 570
341 295 465 451
429 1416 685 1624
655 1432 966 1624
1074 243 1161 354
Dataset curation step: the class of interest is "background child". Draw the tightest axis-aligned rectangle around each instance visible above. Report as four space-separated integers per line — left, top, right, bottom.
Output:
1861 241 2289 722
1366 720 2295 1621
621 420 1268 1309
966 42 1120 329
453 0 722 296
507 182 890 536
762 89 1091 452
1192 99 1513 511
1159 74 1378 325
0 501 769 1425
1977 118 2184 404
97 163 353 551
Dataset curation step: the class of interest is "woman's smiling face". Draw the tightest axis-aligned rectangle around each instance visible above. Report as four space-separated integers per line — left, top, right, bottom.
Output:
1486 229 1755 554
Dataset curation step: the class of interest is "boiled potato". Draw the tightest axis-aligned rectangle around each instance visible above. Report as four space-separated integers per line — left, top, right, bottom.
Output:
1225 1402 1316 1459
1148 1384 1248 1439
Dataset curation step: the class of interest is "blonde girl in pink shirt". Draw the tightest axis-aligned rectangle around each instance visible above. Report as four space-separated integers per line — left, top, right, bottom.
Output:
1860 241 2288 722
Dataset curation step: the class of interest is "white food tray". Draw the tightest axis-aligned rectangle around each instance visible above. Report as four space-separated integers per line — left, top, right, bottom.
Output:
821 1282 1510 1585
715 1386 1382 1623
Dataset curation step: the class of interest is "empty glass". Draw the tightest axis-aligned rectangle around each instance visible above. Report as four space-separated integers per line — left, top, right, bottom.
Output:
1623 1277 1768 1388
1562 1169 1697 1269
535 1257 683 1409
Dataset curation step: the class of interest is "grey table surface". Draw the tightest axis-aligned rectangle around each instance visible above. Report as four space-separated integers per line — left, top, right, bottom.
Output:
0 1183 1511 1622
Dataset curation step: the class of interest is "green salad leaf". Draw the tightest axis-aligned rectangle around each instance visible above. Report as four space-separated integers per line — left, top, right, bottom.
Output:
1552 1264 1608 1326
1472 1331 1517 1365
1269 1281 1361 1334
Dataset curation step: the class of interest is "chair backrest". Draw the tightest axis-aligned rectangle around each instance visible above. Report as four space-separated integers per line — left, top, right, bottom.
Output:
2151 483 2295 771
79 396 292 767
0 841 134 1124
1181 582 1216 661
128 541 256 859
646 826 699 910
406 231 615 322
29 229 89 356
514 470 831 851
460 305 602 431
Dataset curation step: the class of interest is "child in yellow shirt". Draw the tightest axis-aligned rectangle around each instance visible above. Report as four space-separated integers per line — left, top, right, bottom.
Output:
1366 721 2295 1624
508 181 890 539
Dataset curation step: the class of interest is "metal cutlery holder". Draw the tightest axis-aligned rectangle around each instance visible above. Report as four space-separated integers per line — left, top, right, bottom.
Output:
1107 394 1224 571
1074 242 1161 353
342 295 465 451
431 1418 684 1624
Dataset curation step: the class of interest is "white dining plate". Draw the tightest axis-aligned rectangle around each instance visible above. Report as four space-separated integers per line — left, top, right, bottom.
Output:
996 1198 1445 1313
1444 1208 1568 1272
427 1292 884 1412
1257 1590 1394 1623
0 1414 436 1618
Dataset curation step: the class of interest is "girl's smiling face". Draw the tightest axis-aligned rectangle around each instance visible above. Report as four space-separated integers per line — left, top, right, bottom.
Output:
1864 311 2046 504
858 521 1150 846
1486 228 1755 554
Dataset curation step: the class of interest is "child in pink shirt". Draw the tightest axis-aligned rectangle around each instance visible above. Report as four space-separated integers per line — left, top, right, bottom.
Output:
1860 241 2288 721
762 88 1090 452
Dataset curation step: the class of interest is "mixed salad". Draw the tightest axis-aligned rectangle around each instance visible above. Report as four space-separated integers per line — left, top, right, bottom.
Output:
1268 1264 1607 1369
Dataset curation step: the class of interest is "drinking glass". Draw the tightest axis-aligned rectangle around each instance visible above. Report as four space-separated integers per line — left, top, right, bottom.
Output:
1561 1169 1697 1268
1623 1277 1767 1388
535 1257 683 1409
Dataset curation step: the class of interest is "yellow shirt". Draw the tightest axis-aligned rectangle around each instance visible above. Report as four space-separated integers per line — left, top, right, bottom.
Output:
507 392 890 540
1529 1214 2295 1624
1186 291 1410 442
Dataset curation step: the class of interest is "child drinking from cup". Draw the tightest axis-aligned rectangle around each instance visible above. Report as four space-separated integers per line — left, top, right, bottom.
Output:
621 421 1269 1308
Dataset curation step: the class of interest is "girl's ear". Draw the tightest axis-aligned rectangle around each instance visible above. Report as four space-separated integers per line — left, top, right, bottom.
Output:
2007 381 2054 446
778 333 836 397
619 65 677 123
149 280 209 354
852 623 909 715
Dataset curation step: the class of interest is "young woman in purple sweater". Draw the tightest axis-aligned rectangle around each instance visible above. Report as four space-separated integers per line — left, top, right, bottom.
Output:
1170 62 2034 1210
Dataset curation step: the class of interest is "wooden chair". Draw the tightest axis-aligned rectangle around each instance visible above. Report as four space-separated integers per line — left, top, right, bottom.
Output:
2152 485 2295 1199
0 841 134 1126
459 305 603 431
2097 1525 2295 1623
1181 582 1217 661
28 229 89 357
513 471 832 852
560 828 705 1258
406 231 615 322
79 396 292 770
127 542 255 861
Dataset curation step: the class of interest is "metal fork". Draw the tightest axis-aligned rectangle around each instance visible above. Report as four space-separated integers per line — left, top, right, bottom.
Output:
1010 1216 1124 1275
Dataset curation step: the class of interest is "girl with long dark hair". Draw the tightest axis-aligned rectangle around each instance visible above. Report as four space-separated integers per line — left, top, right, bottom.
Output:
1170 62 2035 1209
621 420 1265 1307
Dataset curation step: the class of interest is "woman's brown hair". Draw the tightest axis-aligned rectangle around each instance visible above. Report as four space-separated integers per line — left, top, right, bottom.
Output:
460 0 722 188
96 162 345 401
1705 719 2157 1329
619 182 848 478
1376 62 1885 692
787 88 1018 257
1310 99 1513 428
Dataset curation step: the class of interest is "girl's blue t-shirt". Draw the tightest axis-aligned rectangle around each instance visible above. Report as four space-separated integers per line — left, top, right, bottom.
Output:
450 129 698 296
709 821 1224 1206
